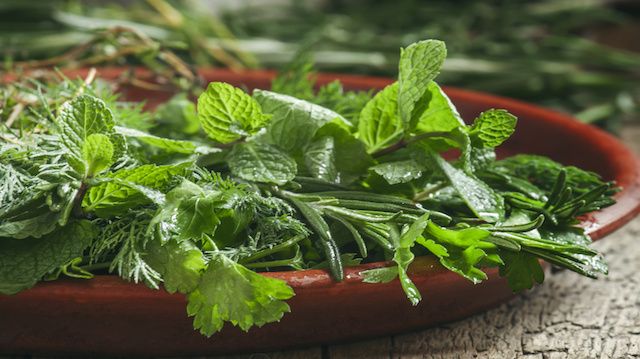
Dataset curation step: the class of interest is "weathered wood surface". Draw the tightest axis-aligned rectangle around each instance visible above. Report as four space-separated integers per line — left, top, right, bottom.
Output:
218 126 640 359
8 126 639 359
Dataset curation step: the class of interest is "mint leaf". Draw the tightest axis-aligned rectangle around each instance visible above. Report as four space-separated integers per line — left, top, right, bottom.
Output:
371 159 424 185
0 211 61 239
314 122 373 185
82 133 114 176
398 40 447 130
357 82 403 153
145 239 206 294
468 109 517 148
254 89 348 153
83 162 190 217
56 95 115 174
304 136 338 183
413 82 465 135
227 142 297 185
154 93 200 136
0 220 97 294
433 154 504 222
115 126 202 154
197 82 269 144
187 254 294 336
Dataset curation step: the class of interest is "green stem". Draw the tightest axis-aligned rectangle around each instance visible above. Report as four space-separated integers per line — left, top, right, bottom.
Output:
79 261 111 272
238 234 306 264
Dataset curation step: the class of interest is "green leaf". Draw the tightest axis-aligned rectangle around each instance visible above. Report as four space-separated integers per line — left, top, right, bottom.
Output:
0 211 61 239
398 40 447 130
304 136 338 183
227 142 297 185
314 122 373 185
433 154 504 222
468 109 517 148
150 180 225 242
254 89 348 153
83 162 190 217
419 221 494 284
413 81 465 135
187 254 294 336
499 251 545 292
115 126 202 154
361 266 398 283
154 93 200 136
82 133 114 176
357 82 403 153
368 215 431 305
0 220 98 294
197 82 269 144
145 239 206 294
370 159 424 185
56 95 116 174
392 215 430 305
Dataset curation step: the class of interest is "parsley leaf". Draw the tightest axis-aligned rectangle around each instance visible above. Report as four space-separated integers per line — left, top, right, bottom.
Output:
187 253 294 336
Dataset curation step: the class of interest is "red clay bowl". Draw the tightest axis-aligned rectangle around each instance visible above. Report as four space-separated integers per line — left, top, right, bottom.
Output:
1 69 639 357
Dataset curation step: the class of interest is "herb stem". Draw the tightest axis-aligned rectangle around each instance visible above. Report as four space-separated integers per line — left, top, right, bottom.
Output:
79 261 111 273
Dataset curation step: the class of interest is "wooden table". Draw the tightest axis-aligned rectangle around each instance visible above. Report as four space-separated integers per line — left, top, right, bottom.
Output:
220 125 640 359
4 127 639 359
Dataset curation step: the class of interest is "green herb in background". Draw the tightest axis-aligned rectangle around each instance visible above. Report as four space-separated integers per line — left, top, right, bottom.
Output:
0 39 615 337
1 0 638 130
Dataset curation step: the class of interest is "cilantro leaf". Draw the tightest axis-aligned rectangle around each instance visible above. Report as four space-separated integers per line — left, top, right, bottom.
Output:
398 40 447 130
468 109 517 148
0 220 97 294
499 251 545 292
145 239 206 294
197 82 270 144
419 221 494 284
187 254 294 336
254 89 348 153
55 94 115 174
227 142 297 185
357 82 403 153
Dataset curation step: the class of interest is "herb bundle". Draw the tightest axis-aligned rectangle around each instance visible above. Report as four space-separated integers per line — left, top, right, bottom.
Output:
0 39 615 337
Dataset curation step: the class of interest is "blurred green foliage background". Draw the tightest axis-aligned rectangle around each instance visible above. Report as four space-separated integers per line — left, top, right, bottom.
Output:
1 0 638 131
